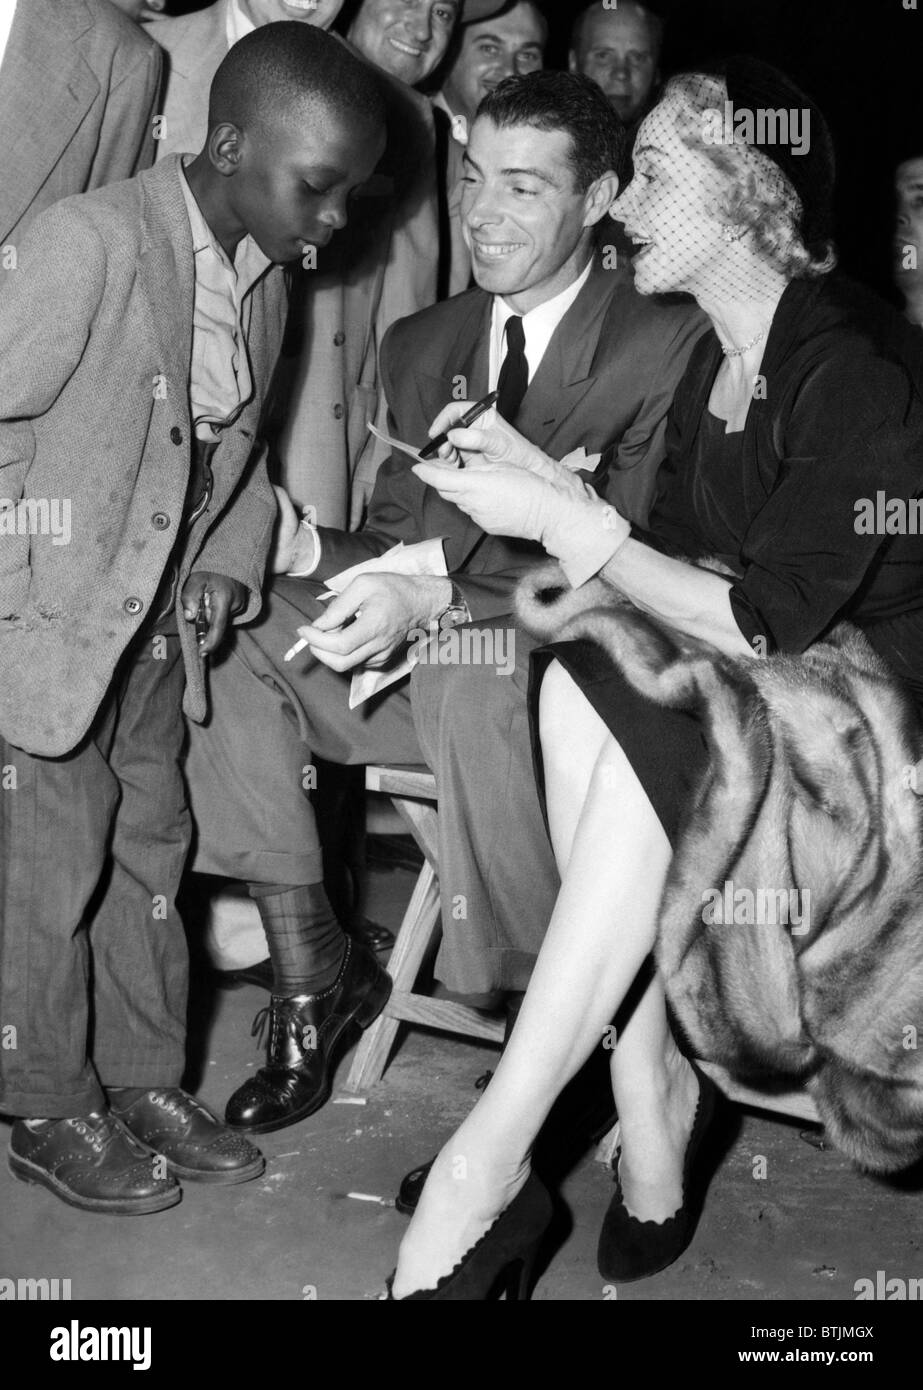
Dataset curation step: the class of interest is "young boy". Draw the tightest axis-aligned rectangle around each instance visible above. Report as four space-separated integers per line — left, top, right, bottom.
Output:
0 23 385 1215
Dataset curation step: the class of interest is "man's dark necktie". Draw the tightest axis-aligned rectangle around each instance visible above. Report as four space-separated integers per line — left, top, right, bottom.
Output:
496 315 529 425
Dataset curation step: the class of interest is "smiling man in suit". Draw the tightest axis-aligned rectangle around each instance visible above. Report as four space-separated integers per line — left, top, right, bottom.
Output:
183 70 706 1135
0 0 161 252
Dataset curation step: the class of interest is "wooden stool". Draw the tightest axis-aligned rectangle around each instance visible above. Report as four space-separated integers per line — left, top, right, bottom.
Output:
342 765 505 1093
346 771 821 1149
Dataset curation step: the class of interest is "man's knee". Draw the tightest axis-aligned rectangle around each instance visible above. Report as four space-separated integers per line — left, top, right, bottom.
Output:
411 626 524 755
243 575 328 659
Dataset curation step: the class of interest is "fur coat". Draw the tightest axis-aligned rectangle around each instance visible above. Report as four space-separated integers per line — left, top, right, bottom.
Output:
516 562 923 1173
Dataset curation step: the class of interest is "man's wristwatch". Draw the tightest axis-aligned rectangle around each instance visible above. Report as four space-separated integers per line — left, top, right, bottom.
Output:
439 581 471 630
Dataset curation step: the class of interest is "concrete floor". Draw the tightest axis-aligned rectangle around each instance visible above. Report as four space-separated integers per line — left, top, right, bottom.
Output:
2 858 921 1302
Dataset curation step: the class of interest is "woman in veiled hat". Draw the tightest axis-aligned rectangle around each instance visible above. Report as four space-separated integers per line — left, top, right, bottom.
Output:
385 59 923 1300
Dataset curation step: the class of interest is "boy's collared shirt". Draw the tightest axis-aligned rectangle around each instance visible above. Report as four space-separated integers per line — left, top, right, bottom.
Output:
178 159 271 441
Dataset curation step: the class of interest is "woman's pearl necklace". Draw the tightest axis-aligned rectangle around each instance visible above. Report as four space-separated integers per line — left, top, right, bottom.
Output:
721 325 769 357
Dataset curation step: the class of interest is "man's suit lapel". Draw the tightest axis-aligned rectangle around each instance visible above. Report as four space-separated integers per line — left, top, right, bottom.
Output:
0 0 98 243
414 292 491 568
513 259 622 457
412 290 491 419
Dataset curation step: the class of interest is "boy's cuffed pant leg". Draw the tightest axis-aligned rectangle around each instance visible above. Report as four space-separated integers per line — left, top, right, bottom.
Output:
0 722 119 1117
91 630 190 1090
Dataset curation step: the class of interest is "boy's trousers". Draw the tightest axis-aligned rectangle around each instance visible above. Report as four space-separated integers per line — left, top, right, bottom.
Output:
0 623 190 1117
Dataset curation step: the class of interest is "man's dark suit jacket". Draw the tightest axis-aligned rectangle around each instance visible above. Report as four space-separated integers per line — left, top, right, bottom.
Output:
311 256 709 619
0 0 161 248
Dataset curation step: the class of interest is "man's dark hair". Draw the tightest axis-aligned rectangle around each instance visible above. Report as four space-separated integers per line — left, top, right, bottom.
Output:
496 0 549 47
209 22 385 135
571 0 664 63
478 70 625 192
430 0 548 95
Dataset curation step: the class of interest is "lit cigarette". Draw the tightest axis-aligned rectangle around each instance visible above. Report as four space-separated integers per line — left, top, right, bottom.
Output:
283 592 339 661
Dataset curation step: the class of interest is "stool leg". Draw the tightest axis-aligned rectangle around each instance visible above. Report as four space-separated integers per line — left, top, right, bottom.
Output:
391 797 439 866
342 861 441 1093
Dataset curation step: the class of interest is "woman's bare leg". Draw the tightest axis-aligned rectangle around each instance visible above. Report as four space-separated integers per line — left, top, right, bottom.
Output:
393 662 692 1296
608 972 698 1219
541 661 699 1221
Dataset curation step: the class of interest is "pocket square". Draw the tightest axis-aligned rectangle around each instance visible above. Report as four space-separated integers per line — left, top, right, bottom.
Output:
558 447 603 473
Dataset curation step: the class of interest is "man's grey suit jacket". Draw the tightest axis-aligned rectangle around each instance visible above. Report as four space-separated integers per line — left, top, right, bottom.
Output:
0 0 161 248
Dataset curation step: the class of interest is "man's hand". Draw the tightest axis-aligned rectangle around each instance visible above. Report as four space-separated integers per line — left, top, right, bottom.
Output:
290 573 452 674
181 571 247 656
271 484 317 576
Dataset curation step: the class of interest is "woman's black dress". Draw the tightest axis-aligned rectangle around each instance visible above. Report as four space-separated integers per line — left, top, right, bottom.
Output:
528 276 923 844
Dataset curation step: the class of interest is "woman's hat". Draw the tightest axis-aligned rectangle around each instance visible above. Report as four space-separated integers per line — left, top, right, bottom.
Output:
707 55 837 256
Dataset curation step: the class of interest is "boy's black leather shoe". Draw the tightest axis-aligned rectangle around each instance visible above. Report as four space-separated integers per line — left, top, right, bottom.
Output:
9 1111 181 1214
109 1087 265 1184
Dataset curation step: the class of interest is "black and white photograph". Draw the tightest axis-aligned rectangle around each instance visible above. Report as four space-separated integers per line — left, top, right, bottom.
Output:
0 0 921 1352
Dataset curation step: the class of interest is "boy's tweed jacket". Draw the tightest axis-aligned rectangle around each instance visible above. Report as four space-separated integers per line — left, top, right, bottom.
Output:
0 155 288 757
517 563 923 1173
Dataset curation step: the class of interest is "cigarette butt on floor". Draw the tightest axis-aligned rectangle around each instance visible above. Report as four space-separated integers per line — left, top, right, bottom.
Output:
332 1095 367 1105
341 1192 396 1207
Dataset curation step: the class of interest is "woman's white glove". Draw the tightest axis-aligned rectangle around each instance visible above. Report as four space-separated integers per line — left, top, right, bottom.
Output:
413 401 630 588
